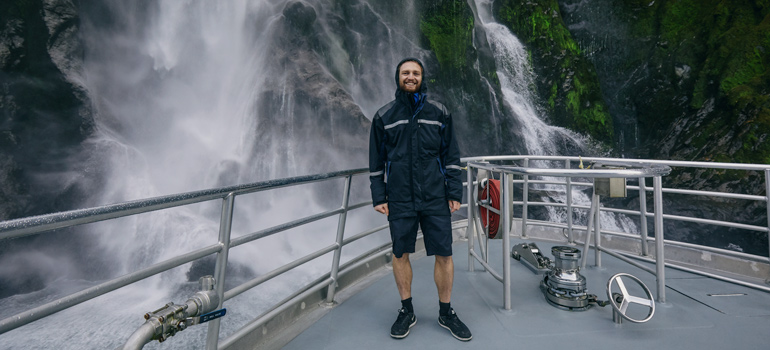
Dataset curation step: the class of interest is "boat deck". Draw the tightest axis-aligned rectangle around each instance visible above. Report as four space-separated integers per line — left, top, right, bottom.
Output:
284 238 770 349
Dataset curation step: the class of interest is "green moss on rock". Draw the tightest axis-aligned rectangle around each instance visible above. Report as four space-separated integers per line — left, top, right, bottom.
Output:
419 0 474 71
495 0 613 142
617 0 770 165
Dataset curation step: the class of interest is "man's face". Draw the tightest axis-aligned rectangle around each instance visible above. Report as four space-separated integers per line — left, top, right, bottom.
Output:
398 61 422 93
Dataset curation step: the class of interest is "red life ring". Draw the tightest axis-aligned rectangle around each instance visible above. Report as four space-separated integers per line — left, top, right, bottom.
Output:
478 179 501 239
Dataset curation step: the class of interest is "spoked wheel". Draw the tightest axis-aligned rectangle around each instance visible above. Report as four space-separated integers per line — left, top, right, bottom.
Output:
606 273 655 323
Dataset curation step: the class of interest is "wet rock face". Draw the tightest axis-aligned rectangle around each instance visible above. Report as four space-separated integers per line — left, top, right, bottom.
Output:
282 0 317 35
250 1 368 180
42 0 83 81
0 19 24 68
553 0 769 255
0 0 99 297
1 0 93 221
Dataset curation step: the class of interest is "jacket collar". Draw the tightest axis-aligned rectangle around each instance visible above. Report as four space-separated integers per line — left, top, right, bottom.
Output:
395 89 425 116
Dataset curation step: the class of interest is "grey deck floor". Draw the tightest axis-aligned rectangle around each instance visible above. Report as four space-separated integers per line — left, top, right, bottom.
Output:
284 238 770 349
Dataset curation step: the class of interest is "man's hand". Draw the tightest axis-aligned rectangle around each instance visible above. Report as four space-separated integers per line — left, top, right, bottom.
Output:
449 200 461 213
374 203 389 216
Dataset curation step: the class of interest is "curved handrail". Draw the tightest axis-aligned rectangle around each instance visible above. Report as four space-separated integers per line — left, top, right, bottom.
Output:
468 161 671 178
462 155 770 171
464 156 770 311
0 168 370 340
0 168 367 241
0 156 768 349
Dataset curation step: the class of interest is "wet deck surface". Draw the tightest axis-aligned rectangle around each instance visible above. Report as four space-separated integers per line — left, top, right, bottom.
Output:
284 238 770 349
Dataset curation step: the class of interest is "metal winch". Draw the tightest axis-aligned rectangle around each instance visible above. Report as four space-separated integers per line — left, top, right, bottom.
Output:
540 246 602 311
513 243 654 321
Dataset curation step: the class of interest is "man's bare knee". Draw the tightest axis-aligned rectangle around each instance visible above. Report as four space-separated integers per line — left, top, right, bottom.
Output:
435 255 452 264
394 253 411 263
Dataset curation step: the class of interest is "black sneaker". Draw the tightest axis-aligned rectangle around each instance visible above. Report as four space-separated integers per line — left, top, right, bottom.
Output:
438 308 472 341
390 308 416 338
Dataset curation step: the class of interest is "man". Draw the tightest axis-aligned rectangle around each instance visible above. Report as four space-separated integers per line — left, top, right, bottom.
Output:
368 57 471 341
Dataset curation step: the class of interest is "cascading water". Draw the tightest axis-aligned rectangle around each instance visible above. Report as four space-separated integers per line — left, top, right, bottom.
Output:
0 1 396 348
1 1 639 348
471 0 638 234
474 1 585 156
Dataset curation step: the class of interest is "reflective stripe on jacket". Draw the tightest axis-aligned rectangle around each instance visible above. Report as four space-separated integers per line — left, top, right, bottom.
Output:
369 90 462 220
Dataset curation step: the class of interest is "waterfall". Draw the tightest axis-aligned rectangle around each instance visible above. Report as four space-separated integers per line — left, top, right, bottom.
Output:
471 0 637 235
0 1 636 348
2 1 376 348
473 0 586 156
0 1 437 348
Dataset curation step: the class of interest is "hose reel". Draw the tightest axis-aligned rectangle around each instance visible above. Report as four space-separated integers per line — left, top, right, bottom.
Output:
477 177 501 238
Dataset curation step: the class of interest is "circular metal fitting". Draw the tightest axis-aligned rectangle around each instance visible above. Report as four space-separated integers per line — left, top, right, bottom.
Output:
552 246 581 271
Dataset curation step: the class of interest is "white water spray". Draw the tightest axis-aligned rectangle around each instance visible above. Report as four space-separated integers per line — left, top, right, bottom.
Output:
0 1 386 349
474 0 586 156
1 1 637 348
471 0 636 234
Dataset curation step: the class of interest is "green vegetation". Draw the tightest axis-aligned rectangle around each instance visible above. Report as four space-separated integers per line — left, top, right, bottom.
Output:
623 0 770 164
419 0 474 71
417 1 508 156
660 0 699 43
566 76 610 138
495 0 613 142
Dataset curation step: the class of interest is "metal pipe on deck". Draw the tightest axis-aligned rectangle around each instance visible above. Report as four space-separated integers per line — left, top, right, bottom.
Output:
469 250 504 282
121 276 220 350
120 323 157 350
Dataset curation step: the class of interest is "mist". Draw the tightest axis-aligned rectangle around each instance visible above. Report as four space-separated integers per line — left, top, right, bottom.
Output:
0 1 608 348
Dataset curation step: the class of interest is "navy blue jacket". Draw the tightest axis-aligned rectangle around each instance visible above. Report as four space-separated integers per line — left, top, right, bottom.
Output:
369 90 463 220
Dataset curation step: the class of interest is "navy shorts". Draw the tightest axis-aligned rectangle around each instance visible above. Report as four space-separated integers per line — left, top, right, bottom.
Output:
389 214 452 258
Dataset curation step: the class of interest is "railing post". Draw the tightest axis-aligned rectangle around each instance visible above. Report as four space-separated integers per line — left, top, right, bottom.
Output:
467 164 475 272
765 169 770 262
506 170 513 234
580 189 598 270
502 172 512 310
639 177 650 256
484 170 493 264
522 158 529 239
326 175 353 305
593 192 602 267
653 175 667 303
565 159 574 244
206 193 236 350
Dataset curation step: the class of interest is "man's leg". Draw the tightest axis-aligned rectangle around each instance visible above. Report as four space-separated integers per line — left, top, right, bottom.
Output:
391 254 417 338
422 215 472 342
393 253 413 300
434 255 453 303
389 217 418 339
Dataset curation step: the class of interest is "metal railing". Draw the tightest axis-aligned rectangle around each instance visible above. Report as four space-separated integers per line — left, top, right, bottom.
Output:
463 155 770 309
1 155 769 348
0 168 385 349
